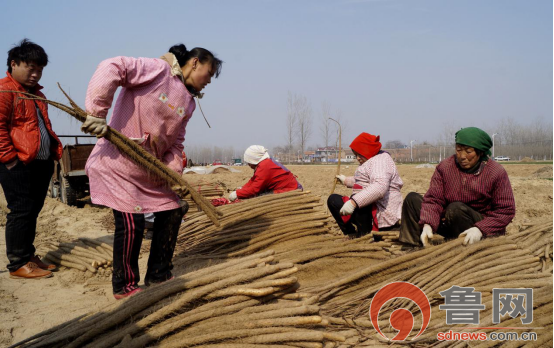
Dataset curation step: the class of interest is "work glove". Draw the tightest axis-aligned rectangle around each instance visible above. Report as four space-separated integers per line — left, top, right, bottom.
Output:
420 224 433 247
460 227 482 246
229 191 238 202
81 115 108 137
339 200 356 216
335 175 346 185
129 137 146 145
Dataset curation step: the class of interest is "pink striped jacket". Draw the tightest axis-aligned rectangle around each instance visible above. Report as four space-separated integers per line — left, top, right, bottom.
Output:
85 56 195 214
344 151 403 228
419 156 516 237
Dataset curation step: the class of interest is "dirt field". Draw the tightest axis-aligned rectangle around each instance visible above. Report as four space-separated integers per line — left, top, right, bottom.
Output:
0 163 552 346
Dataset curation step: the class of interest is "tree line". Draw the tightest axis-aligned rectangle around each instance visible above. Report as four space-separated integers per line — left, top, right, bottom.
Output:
186 92 551 164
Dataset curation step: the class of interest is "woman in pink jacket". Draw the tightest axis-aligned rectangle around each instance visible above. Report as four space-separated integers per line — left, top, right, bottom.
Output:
328 133 403 239
82 44 222 299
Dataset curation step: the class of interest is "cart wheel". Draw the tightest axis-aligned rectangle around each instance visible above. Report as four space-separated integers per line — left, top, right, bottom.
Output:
61 176 77 206
48 180 60 198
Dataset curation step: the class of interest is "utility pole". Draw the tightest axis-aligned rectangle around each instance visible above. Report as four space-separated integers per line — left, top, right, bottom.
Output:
329 117 342 194
428 146 431 163
410 140 415 162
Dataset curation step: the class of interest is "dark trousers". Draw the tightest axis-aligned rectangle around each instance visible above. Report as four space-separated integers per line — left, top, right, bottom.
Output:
112 207 184 294
327 194 374 237
399 192 483 246
0 159 54 272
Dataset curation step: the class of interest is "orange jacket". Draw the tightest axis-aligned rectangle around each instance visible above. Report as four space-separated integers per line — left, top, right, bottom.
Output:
0 72 62 164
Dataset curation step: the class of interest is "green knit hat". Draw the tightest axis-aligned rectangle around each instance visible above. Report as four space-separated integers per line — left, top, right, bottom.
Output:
455 127 492 156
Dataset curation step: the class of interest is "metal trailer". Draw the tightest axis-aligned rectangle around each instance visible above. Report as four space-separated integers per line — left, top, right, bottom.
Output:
49 135 96 206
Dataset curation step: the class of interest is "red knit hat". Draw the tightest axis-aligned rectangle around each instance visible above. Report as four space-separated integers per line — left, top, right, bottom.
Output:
350 133 382 160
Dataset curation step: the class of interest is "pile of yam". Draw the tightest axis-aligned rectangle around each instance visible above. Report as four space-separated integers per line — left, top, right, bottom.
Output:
184 181 226 211
40 237 113 275
308 221 553 346
176 190 394 264
10 251 346 348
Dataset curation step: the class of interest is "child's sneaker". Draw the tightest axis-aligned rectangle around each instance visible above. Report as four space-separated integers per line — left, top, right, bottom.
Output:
113 287 143 300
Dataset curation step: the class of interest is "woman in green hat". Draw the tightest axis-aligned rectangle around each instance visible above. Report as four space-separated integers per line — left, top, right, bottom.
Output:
399 127 515 247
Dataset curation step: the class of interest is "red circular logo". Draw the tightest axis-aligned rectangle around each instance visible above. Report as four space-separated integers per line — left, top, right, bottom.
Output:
369 282 431 341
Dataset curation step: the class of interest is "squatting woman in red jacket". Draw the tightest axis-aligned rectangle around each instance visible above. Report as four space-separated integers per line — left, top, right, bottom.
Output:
229 145 302 201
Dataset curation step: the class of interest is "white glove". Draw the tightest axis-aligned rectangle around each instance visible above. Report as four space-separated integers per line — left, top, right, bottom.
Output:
129 137 146 145
339 200 356 215
81 115 108 137
229 191 237 202
460 227 483 246
336 175 346 184
420 224 433 247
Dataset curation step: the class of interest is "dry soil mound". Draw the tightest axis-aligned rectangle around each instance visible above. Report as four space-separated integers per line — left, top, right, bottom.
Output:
531 166 553 178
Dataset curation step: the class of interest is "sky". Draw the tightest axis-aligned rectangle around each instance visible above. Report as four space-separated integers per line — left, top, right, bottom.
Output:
1 0 552 153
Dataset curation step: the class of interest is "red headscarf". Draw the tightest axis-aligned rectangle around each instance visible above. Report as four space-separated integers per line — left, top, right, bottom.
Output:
350 133 382 160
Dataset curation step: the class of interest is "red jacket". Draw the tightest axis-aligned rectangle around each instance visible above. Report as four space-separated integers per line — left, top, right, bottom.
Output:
236 158 302 199
0 72 62 164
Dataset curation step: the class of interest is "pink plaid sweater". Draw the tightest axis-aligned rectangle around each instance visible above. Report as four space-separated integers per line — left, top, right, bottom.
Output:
85 56 195 213
344 151 403 228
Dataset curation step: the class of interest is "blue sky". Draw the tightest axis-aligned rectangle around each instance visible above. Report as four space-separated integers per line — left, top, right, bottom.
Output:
1 0 551 152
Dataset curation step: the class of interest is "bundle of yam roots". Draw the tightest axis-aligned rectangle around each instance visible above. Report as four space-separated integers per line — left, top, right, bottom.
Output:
12 190 553 347
175 190 395 263
183 180 226 211
309 220 553 347
10 251 347 348
39 238 113 275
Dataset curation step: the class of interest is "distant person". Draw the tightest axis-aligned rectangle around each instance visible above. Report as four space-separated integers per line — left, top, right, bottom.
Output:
399 127 516 247
328 132 403 239
228 145 302 201
82 43 222 299
0 39 63 279
182 151 187 168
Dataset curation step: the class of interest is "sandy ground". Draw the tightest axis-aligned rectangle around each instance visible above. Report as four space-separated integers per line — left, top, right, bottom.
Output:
0 162 552 346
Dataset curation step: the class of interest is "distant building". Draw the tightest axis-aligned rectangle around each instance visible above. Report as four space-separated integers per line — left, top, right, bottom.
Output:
314 147 355 163
304 151 315 162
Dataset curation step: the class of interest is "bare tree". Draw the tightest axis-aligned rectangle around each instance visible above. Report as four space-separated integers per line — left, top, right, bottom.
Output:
285 91 298 163
213 146 223 162
384 140 405 149
295 94 312 159
320 101 332 148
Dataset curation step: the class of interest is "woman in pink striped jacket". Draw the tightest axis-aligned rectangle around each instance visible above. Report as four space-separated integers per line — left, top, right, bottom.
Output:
81 44 222 299
398 127 516 248
328 132 404 239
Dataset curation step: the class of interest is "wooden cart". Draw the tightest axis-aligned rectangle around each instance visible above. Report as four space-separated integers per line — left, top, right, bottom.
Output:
49 136 96 206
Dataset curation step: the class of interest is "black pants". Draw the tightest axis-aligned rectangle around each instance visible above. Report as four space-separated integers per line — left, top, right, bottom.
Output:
0 159 54 272
327 194 374 237
112 207 184 294
399 192 483 246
